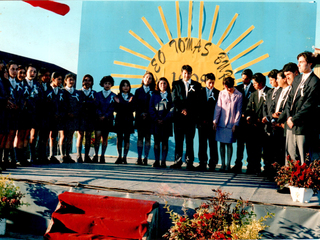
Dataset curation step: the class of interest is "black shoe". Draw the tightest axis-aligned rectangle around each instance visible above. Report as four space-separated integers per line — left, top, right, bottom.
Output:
186 163 195 171
136 158 143 165
92 155 98 163
62 156 75 163
231 165 242 173
208 167 216 172
49 156 61 164
170 160 183 169
19 161 31 167
160 161 166 168
122 157 127 164
115 157 122 164
76 156 83 163
84 155 92 163
195 164 207 171
153 160 160 168
143 157 148 166
100 155 105 163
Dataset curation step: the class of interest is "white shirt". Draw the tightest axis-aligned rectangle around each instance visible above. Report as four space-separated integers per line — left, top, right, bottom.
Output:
143 85 150 93
206 87 213 101
25 78 33 88
82 87 91 96
183 79 191 97
9 77 16 89
160 91 168 101
65 86 74 94
275 86 290 113
103 89 111 98
122 93 129 101
258 86 266 101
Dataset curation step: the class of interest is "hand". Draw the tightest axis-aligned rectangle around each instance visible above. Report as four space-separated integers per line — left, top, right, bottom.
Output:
246 116 251 125
114 96 119 103
262 116 268 124
232 125 236 133
272 112 281 119
128 96 133 102
213 122 217 131
287 117 294 129
100 116 105 121
181 109 187 116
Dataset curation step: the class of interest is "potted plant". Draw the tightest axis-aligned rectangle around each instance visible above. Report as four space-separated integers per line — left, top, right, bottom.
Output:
163 189 273 239
273 158 320 203
0 175 28 235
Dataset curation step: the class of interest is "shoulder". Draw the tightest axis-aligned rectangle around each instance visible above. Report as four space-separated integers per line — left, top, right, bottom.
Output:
235 83 243 90
191 80 201 87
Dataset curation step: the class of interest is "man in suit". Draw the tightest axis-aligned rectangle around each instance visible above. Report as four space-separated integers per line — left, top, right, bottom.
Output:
245 73 270 174
197 73 220 171
232 69 256 173
171 65 201 170
278 51 320 164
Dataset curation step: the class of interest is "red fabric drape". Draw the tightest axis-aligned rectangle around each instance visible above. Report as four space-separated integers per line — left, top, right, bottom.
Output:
23 0 70 16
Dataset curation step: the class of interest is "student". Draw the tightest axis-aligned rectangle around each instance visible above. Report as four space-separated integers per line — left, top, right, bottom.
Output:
114 80 135 164
77 74 97 163
18 64 43 166
17 65 26 82
0 68 9 171
38 67 51 92
2 61 23 168
59 73 84 163
171 65 201 170
213 77 242 172
197 73 220 171
149 77 174 168
134 71 155 165
233 69 255 173
245 73 271 174
45 72 65 164
93 76 116 163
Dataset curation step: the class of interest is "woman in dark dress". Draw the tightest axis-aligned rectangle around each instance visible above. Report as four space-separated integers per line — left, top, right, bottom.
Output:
149 77 174 168
76 74 97 163
93 76 116 163
134 71 155 165
59 73 84 163
114 80 135 164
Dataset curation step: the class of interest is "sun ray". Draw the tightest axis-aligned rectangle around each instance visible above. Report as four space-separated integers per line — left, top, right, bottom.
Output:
208 5 219 42
198 1 204 39
141 17 164 47
229 40 264 63
111 74 143 79
129 30 157 53
175 1 181 38
233 54 269 73
235 78 243 84
224 25 254 53
188 1 192 38
262 71 270 76
158 6 173 41
114 60 148 70
216 13 238 47
119 46 152 61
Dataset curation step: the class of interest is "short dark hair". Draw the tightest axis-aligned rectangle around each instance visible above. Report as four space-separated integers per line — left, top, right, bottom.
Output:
26 63 37 72
283 62 299 74
7 60 18 71
297 51 315 69
51 72 63 81
205 73 215 81
241 69 253 79
100 76 114 87
223 77 235 88
277 70 285 79
155 77 171 93
252 73 266 86
82 74 94 85
181 65 192 74
268 69 279 79
119 79 131 93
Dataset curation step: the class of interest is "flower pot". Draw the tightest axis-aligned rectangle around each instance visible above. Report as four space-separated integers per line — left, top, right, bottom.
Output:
289 186 314 203
0 218 6 235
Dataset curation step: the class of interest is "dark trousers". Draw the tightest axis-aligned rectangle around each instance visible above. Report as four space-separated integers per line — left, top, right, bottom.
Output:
174 121 196 164
198 123 218 168
235 118 249 168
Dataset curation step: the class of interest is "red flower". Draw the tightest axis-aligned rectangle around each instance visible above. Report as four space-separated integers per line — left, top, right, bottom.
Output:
180 217 186 222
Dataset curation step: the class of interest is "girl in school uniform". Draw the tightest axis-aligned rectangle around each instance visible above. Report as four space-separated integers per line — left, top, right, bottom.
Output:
77 74 97 163
114 79 135 164
0 68 9 171
17 65 26 82
59 73 84 163
134 71 155 165
44 72 66 164
17 64 43 166
149 77 174 168
93 76 116 163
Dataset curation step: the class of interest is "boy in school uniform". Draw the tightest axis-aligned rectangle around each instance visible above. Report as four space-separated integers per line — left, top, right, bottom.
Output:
197 73 219 171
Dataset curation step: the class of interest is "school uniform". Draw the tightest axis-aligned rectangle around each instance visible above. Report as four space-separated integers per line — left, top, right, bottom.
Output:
197 87 219 171
149 91 174 138
63 87 84 131
79 88 97 132
95 90 116 132
245 86 270 174
134 86 152 134
0 79 8 134
171 79 201 169
113 93 135 134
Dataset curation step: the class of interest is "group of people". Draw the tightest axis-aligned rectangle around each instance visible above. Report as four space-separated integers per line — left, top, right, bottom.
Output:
0 50 318 177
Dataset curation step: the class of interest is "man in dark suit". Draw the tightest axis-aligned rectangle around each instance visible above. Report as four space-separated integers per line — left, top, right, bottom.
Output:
278 51 320 163
232 69 256 173
197 73 220 171
171 65 201 170
245 73 270 174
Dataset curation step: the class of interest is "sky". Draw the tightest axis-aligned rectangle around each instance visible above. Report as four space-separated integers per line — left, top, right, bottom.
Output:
0 0 319 74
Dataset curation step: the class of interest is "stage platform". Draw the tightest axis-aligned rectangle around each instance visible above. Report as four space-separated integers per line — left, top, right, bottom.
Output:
2 155 320 239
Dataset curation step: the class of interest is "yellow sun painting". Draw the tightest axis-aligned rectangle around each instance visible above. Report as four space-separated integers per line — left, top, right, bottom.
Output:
112 1 269 90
